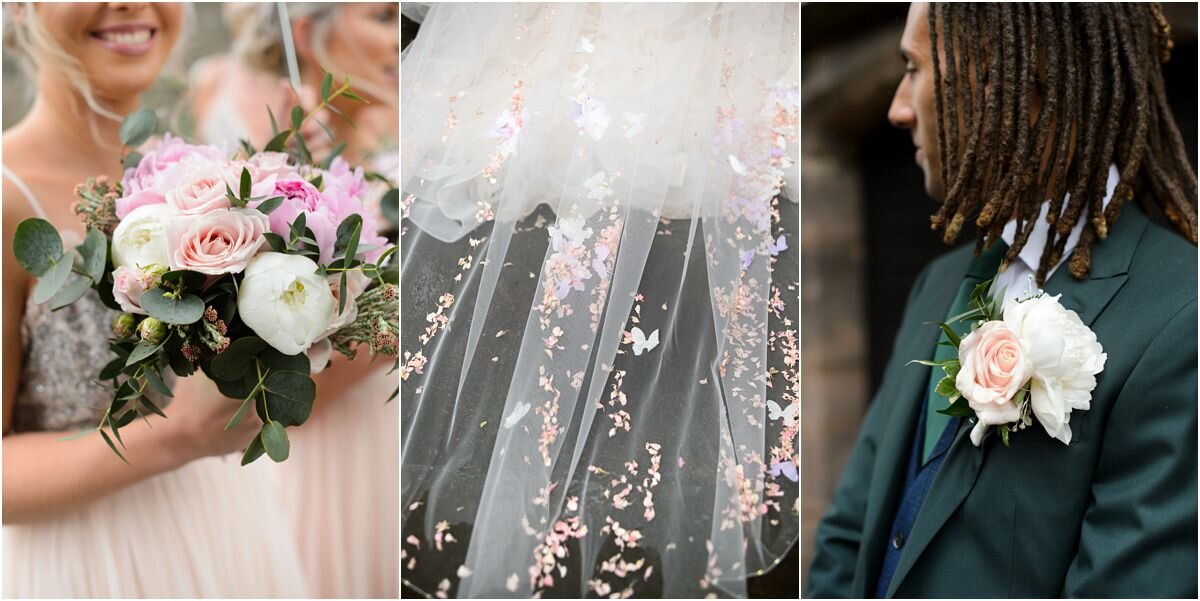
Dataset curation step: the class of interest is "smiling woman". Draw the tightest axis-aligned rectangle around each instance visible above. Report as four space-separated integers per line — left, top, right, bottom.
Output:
1 3 310 597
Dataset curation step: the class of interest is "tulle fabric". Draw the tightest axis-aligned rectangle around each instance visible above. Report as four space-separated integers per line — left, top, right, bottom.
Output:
401 3 798 598
3 457 309 598
277 364 401 598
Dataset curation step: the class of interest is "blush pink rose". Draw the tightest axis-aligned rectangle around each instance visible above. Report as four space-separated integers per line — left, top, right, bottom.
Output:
222 161 279 201
117 134 225 219
956 321 1033 445
167 208 270 274
112 266 149 314
165 168 234 216
247 151 300 181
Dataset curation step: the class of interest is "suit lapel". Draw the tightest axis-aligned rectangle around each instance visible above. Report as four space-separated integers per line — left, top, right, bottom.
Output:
851 248 974 598
884 207 1146 598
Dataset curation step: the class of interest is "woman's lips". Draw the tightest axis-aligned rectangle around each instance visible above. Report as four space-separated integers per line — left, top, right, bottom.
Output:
89 25 157 57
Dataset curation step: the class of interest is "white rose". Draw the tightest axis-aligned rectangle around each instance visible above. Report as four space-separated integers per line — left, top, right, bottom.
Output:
1003 294 1107 444
237 253 335 355
111 203 173 270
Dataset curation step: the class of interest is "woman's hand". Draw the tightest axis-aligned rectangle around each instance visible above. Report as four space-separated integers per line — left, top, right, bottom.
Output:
162 374 262 463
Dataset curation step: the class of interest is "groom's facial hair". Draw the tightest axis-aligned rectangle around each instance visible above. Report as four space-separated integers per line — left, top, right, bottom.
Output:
913 3 1196 285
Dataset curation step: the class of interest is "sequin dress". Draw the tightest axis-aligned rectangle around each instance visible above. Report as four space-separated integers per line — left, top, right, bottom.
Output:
1 169 312 598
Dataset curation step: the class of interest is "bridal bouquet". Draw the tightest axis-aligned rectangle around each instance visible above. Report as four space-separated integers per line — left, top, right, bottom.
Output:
911 278 1106 448
12 77 399 465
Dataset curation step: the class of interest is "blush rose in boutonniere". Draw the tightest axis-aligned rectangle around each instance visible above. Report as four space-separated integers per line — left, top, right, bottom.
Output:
911 278 1107 447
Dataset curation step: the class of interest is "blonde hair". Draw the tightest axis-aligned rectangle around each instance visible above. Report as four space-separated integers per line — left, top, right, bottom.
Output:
2 2 193 144
227 2 396 108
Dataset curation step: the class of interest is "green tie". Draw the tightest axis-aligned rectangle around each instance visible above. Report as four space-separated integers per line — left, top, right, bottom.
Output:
921 240 1009 465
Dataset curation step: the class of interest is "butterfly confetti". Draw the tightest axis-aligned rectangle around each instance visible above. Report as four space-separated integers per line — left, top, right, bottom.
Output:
630 327 660 355
766 400 798 427
503 401 532 428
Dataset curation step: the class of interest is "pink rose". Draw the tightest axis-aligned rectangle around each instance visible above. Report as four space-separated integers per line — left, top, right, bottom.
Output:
248 152 300 181
167 208 270 274
222 161 279 200
165 167 234 216
112 266 149 314
117 134 224 219
956 321 1033 445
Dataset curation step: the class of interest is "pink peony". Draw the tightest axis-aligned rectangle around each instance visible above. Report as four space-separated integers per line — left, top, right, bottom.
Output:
117 134 224 219
167 208 270 274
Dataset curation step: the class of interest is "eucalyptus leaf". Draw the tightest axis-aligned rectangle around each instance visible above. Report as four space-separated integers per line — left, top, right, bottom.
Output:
259 347 310 374
119 108 157 148
226 390 260 431
114 409 138 428
140 289 205 325
211 337 268 380
1000 426 1011 447
78 228 108 282
13 218 63 276
267 104 279 136
294 129 312 164
261 421 290 462
291 105 303 130
262 370 315 427
160 270 208 292
32 255 74 304
241 435 267 465
341 89 367 103
122 151 144 170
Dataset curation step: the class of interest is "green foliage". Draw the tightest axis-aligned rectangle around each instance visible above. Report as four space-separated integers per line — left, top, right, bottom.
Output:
119 108 157 148
32 256 73 304
13 218 63 276
261 421 290 462
140 289 205 325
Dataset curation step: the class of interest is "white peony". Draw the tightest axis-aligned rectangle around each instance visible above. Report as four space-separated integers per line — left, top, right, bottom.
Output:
237 253 335 356
111 203 173 270
1003 294 1107 444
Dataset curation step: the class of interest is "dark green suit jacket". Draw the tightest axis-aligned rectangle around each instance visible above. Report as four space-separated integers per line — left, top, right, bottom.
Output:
807 205 1198 598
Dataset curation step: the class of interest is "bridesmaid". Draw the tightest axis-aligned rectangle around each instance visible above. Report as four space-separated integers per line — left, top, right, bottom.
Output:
189 3 400 598
2 3 308 597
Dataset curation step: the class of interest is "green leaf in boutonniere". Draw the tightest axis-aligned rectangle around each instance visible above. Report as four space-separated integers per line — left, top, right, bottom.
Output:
935 375 958 398
937 322 961 347
999 425 1011 447
937 395 975 417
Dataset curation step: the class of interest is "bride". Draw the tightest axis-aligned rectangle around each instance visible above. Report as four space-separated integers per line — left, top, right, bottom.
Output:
1 3 308 597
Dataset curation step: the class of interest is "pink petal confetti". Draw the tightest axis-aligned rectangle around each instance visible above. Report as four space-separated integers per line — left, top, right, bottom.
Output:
457 565 473 578
495 330 507 337
506 574 520 592
661 303 668 310
678 457 686 468
406 535 420 548
634 293 644 302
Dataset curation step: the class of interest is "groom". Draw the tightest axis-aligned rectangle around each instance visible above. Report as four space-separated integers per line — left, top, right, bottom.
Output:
807 3 1197 598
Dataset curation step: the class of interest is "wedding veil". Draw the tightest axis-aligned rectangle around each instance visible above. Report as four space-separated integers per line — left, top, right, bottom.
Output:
401 3 798 597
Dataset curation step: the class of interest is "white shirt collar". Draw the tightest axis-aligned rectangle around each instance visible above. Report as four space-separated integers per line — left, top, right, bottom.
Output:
1000 163 1119 275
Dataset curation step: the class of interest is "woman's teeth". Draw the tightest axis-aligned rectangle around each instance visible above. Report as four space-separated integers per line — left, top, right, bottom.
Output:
100 30 151 44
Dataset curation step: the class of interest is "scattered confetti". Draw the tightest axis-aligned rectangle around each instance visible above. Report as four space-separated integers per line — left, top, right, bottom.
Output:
506 573 520 592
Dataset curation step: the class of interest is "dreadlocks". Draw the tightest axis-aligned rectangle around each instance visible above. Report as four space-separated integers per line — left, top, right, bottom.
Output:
928 3 1197 284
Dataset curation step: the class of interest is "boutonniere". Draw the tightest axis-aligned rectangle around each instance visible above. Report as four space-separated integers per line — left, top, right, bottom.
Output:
911 277 1107 447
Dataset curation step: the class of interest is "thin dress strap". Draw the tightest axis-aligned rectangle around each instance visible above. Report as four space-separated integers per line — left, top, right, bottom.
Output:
2 164 48 220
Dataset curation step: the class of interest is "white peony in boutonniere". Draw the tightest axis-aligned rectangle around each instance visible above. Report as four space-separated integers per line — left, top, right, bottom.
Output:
911 276 1107 447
